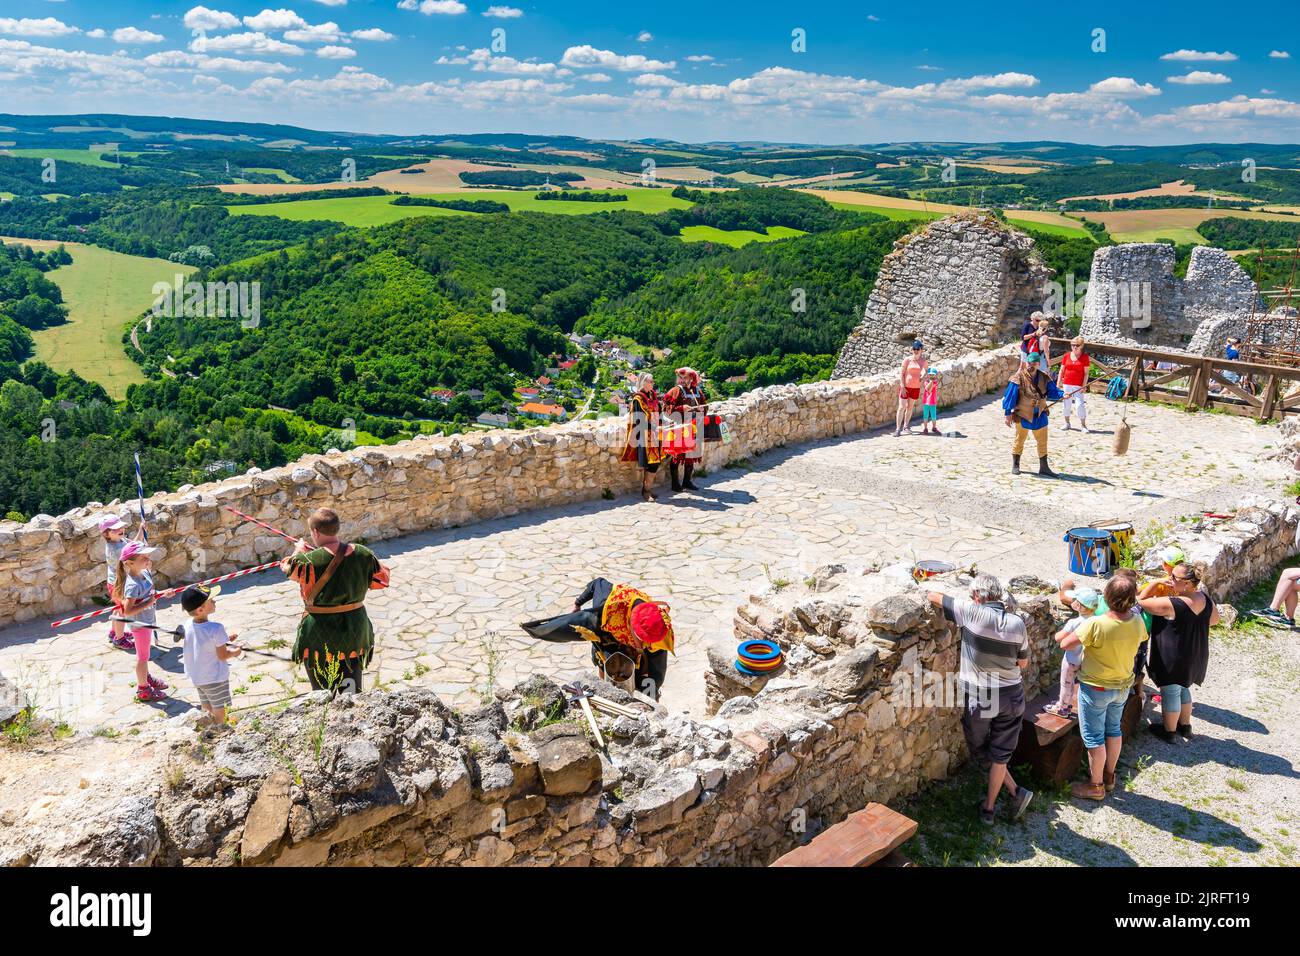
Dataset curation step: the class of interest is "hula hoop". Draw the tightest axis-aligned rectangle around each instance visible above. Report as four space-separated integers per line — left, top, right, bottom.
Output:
735 660 782 676
737 639 781 663
736 656 784 671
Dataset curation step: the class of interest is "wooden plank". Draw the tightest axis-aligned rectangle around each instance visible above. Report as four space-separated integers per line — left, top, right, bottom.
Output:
1023 689 1076 746
1261 374 1278 420
1207 370 1263 408
770 803 917 868
1049 337 1300 380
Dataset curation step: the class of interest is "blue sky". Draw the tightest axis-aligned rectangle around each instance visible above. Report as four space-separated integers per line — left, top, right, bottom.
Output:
1 1 1297 144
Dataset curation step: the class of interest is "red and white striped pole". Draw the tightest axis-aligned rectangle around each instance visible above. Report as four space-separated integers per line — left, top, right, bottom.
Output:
224 506 298 543
50 560 282 629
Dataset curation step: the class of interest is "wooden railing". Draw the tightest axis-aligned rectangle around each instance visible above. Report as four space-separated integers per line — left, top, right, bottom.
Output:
1047 338 1300 421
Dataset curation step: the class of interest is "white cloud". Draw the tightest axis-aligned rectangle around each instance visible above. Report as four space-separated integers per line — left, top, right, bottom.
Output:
191 31 304 56
631 73 680 87
686 54 713 62
560 45 675 72
112 27 165 44
310 0 348 6
463 48 560 75
351 28 394 41
1261 88 1277 94
577 72 611 82
0 17 80 37
1160 49 1237 62
182 7 242 33
636 31 653 43
284 23 344 43
1269 50 1290 59
398 0 467 14
1167 71 1230 85
142 49 295 74
1150 95 1300 133
86 29 107 39
916 64 941 71
242 9 308 32
317 45 355 59
482 5 523 17
1087 76 1161 97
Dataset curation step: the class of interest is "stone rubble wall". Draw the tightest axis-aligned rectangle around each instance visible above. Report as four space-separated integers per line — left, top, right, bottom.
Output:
0 576 1061 868
0 345 1020 630
1081 244 1260 353
1143 496 1299 602
4 507 1293 868
833 214 1053 379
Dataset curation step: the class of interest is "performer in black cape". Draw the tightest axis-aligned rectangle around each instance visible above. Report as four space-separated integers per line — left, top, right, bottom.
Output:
521 577 675 699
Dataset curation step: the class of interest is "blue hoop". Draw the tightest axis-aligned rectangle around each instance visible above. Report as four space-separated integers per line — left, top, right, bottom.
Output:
737 639 781 663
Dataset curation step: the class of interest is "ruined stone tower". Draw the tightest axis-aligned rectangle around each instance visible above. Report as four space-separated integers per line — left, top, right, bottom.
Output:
833 213 1053 379
1079 244 1259 352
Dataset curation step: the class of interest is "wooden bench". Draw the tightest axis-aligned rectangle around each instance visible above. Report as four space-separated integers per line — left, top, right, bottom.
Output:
770 803 917 867
1012 687 1145 784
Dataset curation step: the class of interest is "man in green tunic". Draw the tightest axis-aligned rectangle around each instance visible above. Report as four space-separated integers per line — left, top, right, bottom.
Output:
280 508 391 693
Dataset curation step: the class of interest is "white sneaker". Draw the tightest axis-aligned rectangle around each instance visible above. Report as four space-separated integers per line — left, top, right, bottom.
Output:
1061 420 1071 431
1080 422 1090 433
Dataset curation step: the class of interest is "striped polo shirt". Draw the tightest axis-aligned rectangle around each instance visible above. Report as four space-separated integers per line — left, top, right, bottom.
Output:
941 596 1029 690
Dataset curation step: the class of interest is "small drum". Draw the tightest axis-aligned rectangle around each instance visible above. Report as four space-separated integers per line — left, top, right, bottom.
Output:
912 560 956 581
1064 527 1113 576
1091 520 1133 565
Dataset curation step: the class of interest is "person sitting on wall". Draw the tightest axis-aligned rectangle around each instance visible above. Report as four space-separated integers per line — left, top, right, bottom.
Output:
520 577 675 700
1002 350 1064 477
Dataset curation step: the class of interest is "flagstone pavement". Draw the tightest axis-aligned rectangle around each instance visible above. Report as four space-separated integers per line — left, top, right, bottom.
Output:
1 391 1287 733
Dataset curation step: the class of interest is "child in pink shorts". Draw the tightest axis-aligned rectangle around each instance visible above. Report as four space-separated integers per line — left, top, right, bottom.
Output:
113 540 169 703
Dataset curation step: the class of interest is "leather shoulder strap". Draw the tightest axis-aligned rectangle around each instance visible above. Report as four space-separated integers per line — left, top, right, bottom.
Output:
305 544 349 604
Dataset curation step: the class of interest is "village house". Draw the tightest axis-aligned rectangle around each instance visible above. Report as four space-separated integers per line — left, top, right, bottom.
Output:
516 402 567 421
464 389 485 401
475 412 511 428
429 389 456 404
518 387 540 400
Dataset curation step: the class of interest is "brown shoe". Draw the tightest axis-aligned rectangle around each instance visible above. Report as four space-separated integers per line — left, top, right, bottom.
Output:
1103 770 1116 793
1072 780 1106 801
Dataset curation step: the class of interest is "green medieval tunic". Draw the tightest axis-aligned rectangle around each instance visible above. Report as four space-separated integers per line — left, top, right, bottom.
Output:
284 543 389 668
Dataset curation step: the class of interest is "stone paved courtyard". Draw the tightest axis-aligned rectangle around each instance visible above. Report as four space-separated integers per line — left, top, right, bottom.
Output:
1 391 1288 733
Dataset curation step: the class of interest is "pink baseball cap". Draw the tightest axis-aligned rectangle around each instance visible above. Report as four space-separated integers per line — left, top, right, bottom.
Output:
120 540 158 561
98 515 126 532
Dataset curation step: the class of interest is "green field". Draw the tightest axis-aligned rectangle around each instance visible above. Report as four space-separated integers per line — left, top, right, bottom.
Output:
1109 227 1208 245
2 239 196 397
679 225 806 246
242 167 300 182
226 188 693 226
827 200 944 223
1 148 120 168
1005 216 1094 239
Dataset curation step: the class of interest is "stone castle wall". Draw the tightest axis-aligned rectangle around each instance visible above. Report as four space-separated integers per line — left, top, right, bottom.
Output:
833 214 1053 379
1081 244 1259 352
0 346 1020 630
0 573 1062 868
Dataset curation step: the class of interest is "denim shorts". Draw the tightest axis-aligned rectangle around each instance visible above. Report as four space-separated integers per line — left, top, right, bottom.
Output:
1160 684 1192 713
1077 683 1129 749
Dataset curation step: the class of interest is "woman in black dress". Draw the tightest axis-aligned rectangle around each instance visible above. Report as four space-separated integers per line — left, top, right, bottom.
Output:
1137 564 1218 743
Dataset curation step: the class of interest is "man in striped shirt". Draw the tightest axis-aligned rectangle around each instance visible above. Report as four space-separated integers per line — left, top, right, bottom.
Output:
927 574 1034 824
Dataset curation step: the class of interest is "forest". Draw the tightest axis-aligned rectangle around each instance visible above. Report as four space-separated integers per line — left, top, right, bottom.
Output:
0 188 341 264
0 181 1102 520
1197 216 1300 250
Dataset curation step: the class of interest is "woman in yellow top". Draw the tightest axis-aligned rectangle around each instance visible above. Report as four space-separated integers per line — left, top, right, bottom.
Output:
1059 574 1148 801
620 372 664 502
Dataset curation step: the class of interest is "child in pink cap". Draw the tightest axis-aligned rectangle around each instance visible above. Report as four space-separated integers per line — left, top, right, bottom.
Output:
112 539 169 702
99 514 142 651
